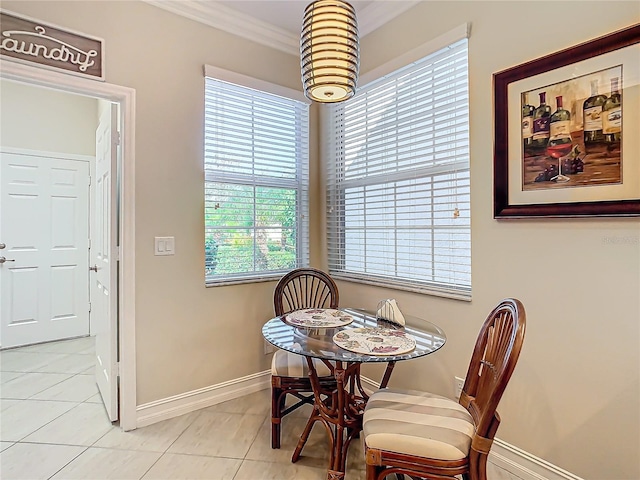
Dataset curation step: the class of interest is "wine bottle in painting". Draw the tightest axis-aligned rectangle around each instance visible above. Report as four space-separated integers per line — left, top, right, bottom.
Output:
532 92 551 151
583 79 606 150
602 77 621 144
522 92 535 154
549 96 571 137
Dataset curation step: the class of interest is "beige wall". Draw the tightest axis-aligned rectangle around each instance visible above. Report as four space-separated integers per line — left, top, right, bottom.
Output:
0 80 97 155
1 0 313 404
2 1 638 479
337 3 639 480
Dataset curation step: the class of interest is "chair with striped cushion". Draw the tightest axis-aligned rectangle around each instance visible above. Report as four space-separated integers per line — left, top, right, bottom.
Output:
363 298 526 480
270 268 339 449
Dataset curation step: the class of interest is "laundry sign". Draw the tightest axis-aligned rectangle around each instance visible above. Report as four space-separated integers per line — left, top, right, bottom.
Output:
0 10 104 80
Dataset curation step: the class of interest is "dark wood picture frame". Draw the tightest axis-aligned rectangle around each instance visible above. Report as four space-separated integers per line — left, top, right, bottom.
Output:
493 24 640 218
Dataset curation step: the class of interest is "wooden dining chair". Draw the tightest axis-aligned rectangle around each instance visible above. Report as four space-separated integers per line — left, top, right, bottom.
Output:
270 268 339 449
362 298 526 480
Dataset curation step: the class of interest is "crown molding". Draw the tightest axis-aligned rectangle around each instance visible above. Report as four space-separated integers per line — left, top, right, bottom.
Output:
358 1 420 37
144 0 299 55
144 0 421 56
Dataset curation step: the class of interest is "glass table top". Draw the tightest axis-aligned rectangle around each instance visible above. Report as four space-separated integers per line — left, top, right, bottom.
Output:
262 308 446 363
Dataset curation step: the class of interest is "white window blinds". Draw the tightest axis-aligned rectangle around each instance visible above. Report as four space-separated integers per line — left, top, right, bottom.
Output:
204 75 309 284
326 38 471 299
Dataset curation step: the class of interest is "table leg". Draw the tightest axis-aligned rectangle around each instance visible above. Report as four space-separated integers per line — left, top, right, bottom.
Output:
292 357 366 480
379 361 397 389
329 363 346 477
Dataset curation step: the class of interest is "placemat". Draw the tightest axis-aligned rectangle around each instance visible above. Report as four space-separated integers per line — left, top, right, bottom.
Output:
285 308 354 328
332 327 416 355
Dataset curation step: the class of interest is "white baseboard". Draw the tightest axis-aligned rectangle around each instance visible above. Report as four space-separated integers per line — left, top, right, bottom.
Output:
136 370 271 428
359 374 381 395
360 376 583 480
490 439 584 480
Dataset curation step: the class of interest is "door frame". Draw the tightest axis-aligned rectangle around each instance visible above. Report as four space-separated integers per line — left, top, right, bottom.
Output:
0 59 137 431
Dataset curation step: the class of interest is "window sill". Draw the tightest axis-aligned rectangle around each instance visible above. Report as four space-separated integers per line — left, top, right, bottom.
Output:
205 274 282 288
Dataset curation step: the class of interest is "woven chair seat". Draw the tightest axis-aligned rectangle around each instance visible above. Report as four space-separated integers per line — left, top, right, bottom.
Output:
271 349 332 378
363 388 475 461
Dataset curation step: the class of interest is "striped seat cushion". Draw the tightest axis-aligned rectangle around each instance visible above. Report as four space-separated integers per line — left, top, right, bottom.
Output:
363 388 475 461
271 349 332 378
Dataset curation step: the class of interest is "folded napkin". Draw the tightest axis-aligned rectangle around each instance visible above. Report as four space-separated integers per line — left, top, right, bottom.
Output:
376 299 406 326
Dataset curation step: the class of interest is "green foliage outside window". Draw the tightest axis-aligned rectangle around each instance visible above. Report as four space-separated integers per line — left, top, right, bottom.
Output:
205 184 297 276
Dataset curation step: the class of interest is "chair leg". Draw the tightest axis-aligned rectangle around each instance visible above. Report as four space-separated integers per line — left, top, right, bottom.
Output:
366 463 380 480
271 386 283 449
476 454 488 480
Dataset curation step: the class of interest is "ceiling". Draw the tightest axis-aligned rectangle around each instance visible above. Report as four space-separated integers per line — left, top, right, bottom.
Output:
215 0 373 31
144 0 420 55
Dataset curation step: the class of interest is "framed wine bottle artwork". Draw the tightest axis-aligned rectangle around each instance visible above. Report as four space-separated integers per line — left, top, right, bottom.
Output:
493 23 640 218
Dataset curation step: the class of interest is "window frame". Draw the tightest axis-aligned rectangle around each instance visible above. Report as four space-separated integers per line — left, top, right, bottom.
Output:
324 25 472 300
204 65 311 286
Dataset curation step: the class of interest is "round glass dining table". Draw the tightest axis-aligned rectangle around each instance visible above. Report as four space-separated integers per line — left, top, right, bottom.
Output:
262 308 446 480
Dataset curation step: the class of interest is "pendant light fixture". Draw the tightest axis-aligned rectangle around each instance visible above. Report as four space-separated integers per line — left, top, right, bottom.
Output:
300 0 359 103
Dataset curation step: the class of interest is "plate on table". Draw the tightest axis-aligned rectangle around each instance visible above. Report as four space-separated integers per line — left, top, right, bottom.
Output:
332 327 416 355
285 309 354 328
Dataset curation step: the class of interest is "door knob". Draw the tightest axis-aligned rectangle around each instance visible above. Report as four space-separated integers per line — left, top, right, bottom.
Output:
0 243 5 249
0 256 15 264
89 265 99 272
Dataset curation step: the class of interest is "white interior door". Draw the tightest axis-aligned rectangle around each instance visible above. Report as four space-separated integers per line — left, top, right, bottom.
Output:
0 151 90 348
93 104 119 422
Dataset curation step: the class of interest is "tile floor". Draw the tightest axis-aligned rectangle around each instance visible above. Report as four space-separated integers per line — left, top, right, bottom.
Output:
1 337 520 479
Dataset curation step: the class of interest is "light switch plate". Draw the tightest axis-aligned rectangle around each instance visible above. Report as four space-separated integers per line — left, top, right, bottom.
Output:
154 236 175 256
454 376 465 399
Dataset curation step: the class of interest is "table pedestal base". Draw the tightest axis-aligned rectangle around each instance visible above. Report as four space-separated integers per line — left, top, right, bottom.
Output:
292 358 395 480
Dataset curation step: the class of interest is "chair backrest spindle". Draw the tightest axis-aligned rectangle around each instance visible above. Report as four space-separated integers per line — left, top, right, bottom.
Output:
461 298 525 446
274 268 339 316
